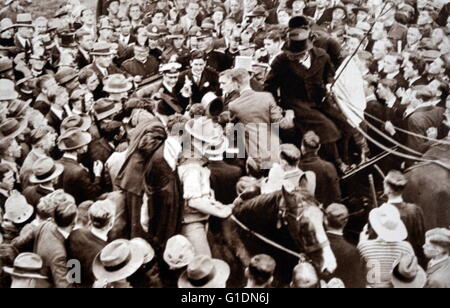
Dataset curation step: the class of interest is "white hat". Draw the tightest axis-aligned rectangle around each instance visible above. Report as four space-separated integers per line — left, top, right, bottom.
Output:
369 204 407 242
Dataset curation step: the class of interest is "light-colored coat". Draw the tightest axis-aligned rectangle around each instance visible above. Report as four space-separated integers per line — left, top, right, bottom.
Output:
228 89 284 167
426 257 450 288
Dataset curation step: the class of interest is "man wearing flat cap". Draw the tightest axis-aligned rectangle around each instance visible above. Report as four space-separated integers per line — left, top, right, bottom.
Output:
424 228 450 288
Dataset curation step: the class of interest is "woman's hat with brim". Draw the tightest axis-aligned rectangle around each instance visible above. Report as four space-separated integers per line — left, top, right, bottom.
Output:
178 255 230 288
4 192 34 225
90 42 115 56
14 14 34 28
0 79 19 100
92 239 145 283
3 253 48 280
60 114 92 135
391 254 427 288
369 204 407 242
0 117 28 139
163 235 196 270
93 98 123 121
58 128 93 151
29 157 64 184
103 74 133 94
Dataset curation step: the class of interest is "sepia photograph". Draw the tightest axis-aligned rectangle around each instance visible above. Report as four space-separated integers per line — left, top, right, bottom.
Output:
0 0 449 293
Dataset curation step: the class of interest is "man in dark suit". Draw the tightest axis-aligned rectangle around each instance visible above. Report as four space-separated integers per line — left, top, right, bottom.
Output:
22 157 63 208
404 55 429 87
197 29 233 72
56 129 104 205
81 42 123 97
299 131 341 207
12 192 78 288
304 0 334 25
121 45 159 79
67 200 113 288
175 50 221 105
325 203 365 288
12 13 34 56
75 30 94 70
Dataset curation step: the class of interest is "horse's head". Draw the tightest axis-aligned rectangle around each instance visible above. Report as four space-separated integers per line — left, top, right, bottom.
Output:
280 186 337 275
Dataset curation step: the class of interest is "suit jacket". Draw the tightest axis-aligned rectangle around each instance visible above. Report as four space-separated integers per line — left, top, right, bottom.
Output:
406 106 445 153
299 153 341 207
33 222 71 288
121 56 159 78
56 156 103 205
175 68 220 104
205 50 233 73
46 108 68 133
208 160 243 205
179 15 199 33
304 7 334 25
23 185 54 209
426 257 450 288
13 34 32 54
327 233 365 288
67 228 107 288
76 48 92 70
390 201 426 267
228 89 283 164
82 63 124 97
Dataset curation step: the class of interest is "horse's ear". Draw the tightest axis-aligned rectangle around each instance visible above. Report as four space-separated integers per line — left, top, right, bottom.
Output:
282 184 297 208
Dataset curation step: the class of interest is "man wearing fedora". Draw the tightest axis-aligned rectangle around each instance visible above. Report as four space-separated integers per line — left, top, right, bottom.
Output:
21 156 62 205
13 192 77 288
92 239 145 288
178 255 230 288
13 13 34 56
3 252 48 288
67 199 114 288
82 42 123 96
56 129 105 205
423 228 450 288
0 17 16 48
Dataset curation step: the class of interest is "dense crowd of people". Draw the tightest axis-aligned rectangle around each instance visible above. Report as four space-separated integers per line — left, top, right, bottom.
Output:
0 0 449 288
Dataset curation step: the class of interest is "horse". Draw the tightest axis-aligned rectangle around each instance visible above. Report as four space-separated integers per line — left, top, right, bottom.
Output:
404 141 450 230
209 186 337 288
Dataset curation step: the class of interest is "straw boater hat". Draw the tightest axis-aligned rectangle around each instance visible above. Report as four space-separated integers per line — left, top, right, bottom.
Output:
4 192 34 225
0 118 28 139
92 239 145 283
29 157 64 185
185 116 229 157
178 255 230 288
93 98 123 121
7 99 32 118
14 14 35 28
58 128 93 152
3 253 48 280
369 204 407 242
60 114 92 135
163 235 196 270
391 254 427 288
247 5 268 18
0 79 19 101
103 74 133 94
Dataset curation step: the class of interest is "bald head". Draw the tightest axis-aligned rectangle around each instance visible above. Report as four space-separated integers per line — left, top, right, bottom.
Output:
291 262 319 288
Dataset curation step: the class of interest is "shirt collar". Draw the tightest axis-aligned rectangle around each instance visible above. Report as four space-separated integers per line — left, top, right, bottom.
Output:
429 256 449 268
91 228 108 242
57 227 71 239
388 195 404 204
327 230 344 236
63 153 78 161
